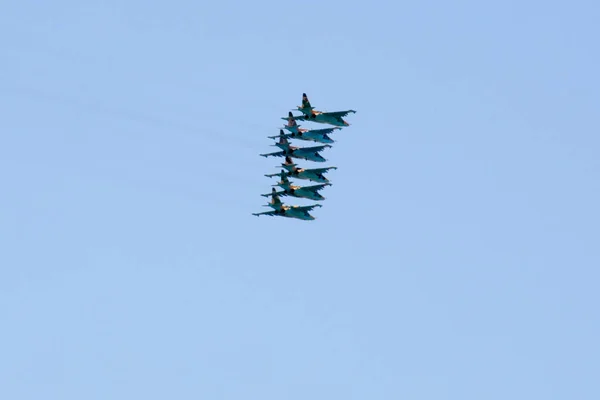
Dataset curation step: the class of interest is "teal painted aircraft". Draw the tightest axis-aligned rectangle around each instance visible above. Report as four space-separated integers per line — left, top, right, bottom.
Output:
260 135 331 162
282 93 356 127
280 113 341 143
261 173 331 201
252 189 321 220
274 123 339 144
265 156 337 183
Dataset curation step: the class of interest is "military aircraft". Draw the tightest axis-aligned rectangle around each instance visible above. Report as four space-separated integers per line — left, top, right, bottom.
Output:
282 93 356 127
265 156 337 183
252 189 322 220
262 174 331 201
260 135 331 162
281 113 342 142
274 123 340 144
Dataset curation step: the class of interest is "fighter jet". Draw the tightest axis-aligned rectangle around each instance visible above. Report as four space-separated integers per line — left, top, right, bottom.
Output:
252 189 322 220
261 175 331 201
273 123 340 144
265 156 337 183
281 93 356 127
281 113 342 143
260 135 331 162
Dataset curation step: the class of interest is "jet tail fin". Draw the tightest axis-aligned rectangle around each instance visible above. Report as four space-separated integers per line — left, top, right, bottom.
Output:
302 93 313 110
278 135 290 146
284 156 295 165
286 111 298 127
270 188 282 206
277 169 290 186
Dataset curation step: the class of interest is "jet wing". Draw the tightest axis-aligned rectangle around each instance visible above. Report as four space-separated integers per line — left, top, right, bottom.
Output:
261 190 287 197
307 127 342 135
303 183 332 192
322 110 356 118
268 133 293 140
252 210 278 217
281 114 308 121
294 144 332 155
260 150 285 158
264 172 289 178
292 204 322 212
306 166 337 174
304 167 337 174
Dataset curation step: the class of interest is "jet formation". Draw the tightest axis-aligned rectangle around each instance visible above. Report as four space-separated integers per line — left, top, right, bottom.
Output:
254 93 356 220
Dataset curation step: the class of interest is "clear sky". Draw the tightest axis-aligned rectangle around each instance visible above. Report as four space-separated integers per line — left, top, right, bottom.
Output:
1 1 599 399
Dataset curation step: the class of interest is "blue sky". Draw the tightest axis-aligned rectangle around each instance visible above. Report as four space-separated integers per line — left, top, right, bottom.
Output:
1 1 599 399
